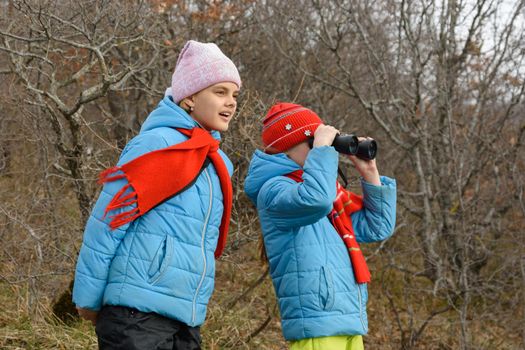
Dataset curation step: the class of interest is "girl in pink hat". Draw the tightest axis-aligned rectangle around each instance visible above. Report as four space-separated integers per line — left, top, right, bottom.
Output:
72 40 241 349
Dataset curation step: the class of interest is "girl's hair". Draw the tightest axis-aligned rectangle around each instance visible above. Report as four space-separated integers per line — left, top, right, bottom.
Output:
258 234 268 265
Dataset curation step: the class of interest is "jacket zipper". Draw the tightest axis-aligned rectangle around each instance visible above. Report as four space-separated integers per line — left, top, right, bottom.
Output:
192 169 213 324
357 284 366 331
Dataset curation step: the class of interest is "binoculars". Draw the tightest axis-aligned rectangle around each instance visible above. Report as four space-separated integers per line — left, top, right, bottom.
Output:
308 134 377 160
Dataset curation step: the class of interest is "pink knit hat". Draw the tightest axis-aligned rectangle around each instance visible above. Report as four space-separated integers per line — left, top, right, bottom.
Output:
171 40 242 103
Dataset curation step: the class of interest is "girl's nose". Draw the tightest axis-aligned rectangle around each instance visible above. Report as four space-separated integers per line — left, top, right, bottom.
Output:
227 96 236 108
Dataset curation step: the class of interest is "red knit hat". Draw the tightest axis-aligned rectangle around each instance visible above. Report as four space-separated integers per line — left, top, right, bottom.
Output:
262 103 323 153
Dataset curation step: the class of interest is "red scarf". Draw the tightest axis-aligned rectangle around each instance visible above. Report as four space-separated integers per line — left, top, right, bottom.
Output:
285 170 371 283
99 127 232 258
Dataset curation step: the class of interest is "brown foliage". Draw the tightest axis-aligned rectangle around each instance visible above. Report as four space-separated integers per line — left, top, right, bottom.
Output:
1 0 524 349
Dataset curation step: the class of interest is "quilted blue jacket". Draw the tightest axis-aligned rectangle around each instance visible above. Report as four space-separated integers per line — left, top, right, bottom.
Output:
244 147 396 341
72 96 233 326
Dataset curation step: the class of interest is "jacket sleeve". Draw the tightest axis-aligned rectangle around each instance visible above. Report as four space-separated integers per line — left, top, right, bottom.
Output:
351 176 397 243
72 132 168 311
258 146 339 229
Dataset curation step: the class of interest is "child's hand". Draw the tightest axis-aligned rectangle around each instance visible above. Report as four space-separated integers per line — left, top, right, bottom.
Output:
313 124 339 147
349 137 381 185
77 307 98 326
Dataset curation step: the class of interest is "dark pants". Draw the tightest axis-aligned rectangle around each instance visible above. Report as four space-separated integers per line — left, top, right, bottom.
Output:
95 305 201 350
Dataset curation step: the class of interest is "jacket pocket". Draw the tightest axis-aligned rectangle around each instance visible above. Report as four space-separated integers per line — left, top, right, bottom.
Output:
147 235 174 285
318 266 335 311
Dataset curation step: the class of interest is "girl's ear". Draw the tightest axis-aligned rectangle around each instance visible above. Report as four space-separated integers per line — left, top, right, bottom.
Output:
179 96 195 112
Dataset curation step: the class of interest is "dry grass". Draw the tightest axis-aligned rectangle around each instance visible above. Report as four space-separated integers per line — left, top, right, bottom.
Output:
0 244 288 350
1 260 522 350
0 284 97 349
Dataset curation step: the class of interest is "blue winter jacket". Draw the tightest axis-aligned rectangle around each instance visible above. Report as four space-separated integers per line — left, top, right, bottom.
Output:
244 147 396 341
72 96 233 326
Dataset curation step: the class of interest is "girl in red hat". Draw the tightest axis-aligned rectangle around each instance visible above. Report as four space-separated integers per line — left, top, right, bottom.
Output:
244 102 397 349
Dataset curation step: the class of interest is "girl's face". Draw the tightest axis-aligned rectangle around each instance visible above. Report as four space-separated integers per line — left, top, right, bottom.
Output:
189 82 239 132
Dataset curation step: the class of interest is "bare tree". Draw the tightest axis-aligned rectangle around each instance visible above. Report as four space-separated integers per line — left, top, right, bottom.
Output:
1 0 523 348
257 0 525 348
0 0 163 220
0 0 178 322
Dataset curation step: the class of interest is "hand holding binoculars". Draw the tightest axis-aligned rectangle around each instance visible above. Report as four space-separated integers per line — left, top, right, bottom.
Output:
308 134 377 160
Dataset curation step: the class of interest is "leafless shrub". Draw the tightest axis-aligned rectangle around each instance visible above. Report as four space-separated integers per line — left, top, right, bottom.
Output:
1 0 523 348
